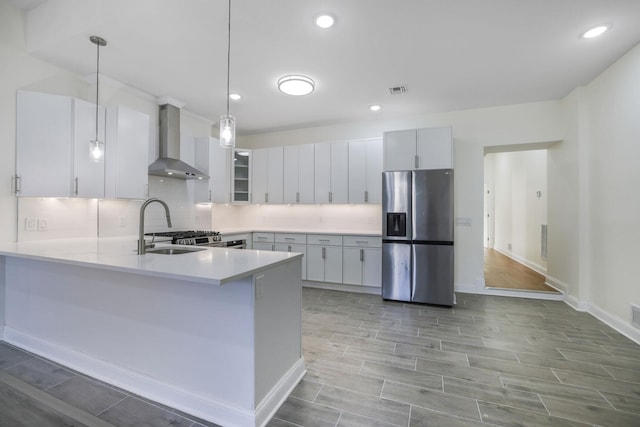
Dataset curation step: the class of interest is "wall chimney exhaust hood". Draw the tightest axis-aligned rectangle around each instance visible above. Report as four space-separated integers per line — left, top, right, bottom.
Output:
148 102 208 180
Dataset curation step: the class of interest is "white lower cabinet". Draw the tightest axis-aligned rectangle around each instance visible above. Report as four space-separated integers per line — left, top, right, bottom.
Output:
275 233 307 279
252 232 275 251
342 236 382 287
306 234 342 283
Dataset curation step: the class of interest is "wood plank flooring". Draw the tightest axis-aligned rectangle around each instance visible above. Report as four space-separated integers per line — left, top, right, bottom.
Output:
484 248 559 293
2 288 640 426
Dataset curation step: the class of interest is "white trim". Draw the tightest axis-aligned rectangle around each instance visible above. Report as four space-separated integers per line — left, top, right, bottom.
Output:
586 303 640 346
3 328 301 427
255 359 306 427
544 275 568 293
303 280 381 295
564 293 588 312
458 287 564 301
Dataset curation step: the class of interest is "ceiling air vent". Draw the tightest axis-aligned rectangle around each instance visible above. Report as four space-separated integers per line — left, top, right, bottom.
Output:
388 85 407 95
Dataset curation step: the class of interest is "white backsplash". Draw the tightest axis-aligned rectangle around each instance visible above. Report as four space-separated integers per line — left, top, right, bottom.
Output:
18 197 98 241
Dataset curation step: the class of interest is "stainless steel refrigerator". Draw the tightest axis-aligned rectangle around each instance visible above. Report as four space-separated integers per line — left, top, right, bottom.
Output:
382 169 454 306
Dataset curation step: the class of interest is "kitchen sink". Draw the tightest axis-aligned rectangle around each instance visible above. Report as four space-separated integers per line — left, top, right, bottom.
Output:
146 246 207 255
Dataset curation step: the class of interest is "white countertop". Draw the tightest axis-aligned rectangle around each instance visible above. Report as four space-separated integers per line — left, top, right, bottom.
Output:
0 237 302 286
217 227 381 237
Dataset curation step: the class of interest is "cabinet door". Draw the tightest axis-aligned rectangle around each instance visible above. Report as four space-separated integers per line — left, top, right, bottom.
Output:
330 142 348 204
105 105 149 199
306 246 325 281
251 148 268 203
16 91 73 197
267 146 284 204
324 246 343 283
342 247 363 285
366 139 383 203
362 247 382 287
416 127 453 170
232 150 250 203
73 98 105 198
210 140 231 203
314 144 331 204
348 140 367 204
283 145 299 204
298 144 315 203
383 129 416 171
253 242 274 251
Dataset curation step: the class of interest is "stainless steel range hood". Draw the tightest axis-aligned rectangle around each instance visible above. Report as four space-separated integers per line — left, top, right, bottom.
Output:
148 103 208 180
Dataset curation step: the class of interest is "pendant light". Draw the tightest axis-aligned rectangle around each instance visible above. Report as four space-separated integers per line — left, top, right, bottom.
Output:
219 0 235 148
89 35 107 161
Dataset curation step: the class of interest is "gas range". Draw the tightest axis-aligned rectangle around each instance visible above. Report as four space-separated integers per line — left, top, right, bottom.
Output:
145 230 222 246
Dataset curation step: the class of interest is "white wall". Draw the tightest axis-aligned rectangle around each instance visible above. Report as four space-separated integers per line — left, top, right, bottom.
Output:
486 150 548 274
238 102 564 291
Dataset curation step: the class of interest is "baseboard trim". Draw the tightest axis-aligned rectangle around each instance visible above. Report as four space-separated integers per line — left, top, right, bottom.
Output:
586 303 640 346
303 280 381 295
545 275 569 293
3 328 301 427
463 287 565 301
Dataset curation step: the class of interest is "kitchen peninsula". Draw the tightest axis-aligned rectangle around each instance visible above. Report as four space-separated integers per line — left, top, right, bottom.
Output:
0 238 305 427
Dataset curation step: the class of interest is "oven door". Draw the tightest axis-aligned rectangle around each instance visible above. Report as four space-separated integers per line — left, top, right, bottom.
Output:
224 239 246 249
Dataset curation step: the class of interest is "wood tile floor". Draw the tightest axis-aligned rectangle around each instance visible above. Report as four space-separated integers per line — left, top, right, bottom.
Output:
484 248 559 293
2 288 640 426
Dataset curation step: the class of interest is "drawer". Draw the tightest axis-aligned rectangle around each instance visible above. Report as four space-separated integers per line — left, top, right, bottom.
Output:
343 235 382 248
275 233 307 244
252 232 275 243
307 234 342 246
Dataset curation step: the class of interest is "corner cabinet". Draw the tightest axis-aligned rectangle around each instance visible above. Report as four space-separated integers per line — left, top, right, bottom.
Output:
105 105 150 199
16 90 105 198
232 149 251 203
194 137 232 204
383 126 453 171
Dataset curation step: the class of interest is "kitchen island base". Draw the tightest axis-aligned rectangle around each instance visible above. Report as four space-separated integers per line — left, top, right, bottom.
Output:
2 255 304 427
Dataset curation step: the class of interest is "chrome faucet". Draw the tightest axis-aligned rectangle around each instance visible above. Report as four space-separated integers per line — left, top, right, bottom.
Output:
138 198 172 254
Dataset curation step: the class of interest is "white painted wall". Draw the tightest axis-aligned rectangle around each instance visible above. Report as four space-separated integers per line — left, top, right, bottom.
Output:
485 150 548 274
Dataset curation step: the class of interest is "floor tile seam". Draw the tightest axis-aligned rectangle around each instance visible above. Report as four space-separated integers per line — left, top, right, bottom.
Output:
312 395 410 427
95 394 129 417
537 393 640 422
596 389 619 411
554 350 640 374
397 399 484 423
271 417 303 427
513 356 616 380
0 369 116 427
553 367 640 392
340 407 405 427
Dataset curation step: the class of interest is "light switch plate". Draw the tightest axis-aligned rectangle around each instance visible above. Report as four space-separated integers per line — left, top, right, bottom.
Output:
38 218 48 231
25 217 37 231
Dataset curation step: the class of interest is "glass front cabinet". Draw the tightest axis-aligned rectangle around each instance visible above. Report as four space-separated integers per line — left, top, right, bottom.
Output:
232 149 251 203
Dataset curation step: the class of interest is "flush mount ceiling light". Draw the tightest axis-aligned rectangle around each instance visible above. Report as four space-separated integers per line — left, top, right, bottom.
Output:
219 0 235 148
278 75 315 96
370 105 381 112
89 35 107 162
315 14 335 29
582 25 609 39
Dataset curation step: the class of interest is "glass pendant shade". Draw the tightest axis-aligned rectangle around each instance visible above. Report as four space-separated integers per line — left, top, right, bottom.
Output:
90 139 104 161
219 115 236 148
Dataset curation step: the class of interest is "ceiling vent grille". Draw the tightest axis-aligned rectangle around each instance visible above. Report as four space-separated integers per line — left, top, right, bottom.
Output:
388 85 407 95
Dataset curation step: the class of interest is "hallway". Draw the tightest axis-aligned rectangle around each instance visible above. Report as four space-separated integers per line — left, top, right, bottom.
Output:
484 248 559 293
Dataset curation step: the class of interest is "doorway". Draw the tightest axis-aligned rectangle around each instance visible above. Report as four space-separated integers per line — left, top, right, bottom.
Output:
483 148 559 293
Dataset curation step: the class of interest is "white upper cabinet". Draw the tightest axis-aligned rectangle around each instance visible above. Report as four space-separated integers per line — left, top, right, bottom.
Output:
348 138 383 204
383 126 453 171
16 91 104 198
283 144 314 204
232 149 251 203
251 147 283 204
314 142 348 204
194 137 232 204
105 105 149 199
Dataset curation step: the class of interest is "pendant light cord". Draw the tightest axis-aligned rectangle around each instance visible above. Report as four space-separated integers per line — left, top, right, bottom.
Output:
226 0 231 116
95 40 100 141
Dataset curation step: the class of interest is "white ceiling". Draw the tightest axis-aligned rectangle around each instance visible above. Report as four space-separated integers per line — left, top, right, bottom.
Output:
14 0 640 135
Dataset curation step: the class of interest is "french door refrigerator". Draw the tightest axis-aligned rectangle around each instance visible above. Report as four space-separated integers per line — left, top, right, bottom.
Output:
382 169 454 306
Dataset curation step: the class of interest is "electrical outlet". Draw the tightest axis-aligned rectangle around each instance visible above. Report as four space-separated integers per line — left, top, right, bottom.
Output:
38 218 48 231
25 217 37 231
119 216 127 228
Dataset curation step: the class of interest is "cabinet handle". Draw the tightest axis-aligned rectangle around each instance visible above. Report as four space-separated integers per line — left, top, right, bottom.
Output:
14 175 21 194
209 190 212 201
74 177 79 195
296 192 300 203
364 190 368 203
145 184 150 197
319 239 330 242
288 245 292 252
284 237 295 241
415 155 419 169
329 191 332 203
322 247 326 259
360 248 364 262
356 240 368 244
265 192 268 203
271 244 275 251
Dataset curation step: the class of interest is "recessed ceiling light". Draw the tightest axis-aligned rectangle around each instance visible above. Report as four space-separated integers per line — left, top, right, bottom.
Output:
278 75 315 96
315 14 335 29
582 25 609 39
237 151 249 156
370 105 381 112
229 93 241 101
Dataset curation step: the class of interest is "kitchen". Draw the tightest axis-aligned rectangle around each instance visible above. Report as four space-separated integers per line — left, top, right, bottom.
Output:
1 0 640 426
